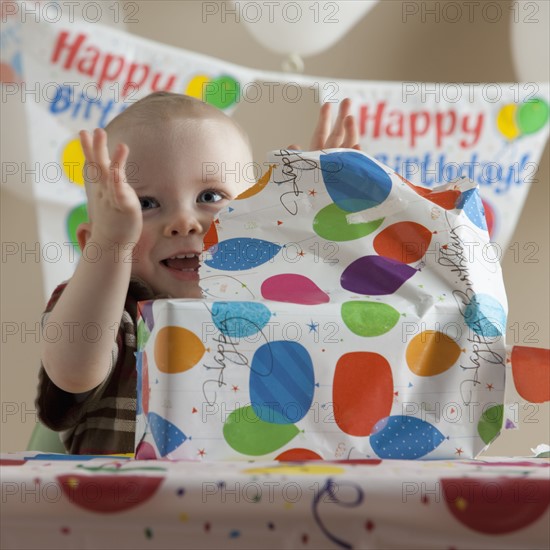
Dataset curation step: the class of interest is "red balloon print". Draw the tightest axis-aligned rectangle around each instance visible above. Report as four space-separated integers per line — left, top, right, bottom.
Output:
511 346 550 403
373 221 433 263
58 474 164 513
333 352 393 436
442 478 550 534
397 174 460 210
276 448 323 461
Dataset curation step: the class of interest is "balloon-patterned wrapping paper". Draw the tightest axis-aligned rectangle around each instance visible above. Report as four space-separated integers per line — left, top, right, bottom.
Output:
135 148 510 461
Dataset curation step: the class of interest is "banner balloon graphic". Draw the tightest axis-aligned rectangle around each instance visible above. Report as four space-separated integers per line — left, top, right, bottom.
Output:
66 203 88 251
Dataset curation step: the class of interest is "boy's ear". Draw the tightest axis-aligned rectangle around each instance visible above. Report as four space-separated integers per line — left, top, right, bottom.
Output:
76 223 91 252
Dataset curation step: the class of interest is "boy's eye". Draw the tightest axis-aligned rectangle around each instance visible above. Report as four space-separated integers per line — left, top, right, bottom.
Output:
198 190 224 204
139 196 159 210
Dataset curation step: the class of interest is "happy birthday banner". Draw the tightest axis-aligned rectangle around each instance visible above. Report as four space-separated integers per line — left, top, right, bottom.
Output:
317 79 550 249
11 14 550 298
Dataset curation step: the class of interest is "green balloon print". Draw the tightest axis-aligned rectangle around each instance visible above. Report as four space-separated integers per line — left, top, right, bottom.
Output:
516 98 549 135
66 203 88 252
341 301 400 337
223 405 299 456
313 203 384 242
477 404 503 445
136 319 150 352
204 75 240 109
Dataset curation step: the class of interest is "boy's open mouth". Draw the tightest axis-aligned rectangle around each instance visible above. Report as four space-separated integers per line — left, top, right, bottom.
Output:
160 254 200 272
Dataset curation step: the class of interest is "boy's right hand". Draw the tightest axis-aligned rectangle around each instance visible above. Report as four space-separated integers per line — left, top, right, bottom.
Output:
79 128 142 248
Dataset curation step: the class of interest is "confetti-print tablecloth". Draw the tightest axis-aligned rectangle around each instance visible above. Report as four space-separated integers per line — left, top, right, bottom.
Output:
1 452 548 549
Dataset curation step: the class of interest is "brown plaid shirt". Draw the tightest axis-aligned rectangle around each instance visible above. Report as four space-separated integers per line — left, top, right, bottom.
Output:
36 279 157 454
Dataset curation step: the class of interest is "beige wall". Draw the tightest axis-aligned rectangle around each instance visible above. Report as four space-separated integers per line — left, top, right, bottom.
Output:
1 0 548 455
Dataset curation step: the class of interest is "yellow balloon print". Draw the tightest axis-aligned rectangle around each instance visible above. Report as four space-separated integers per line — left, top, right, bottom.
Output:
154 326 205 374
185 75 210 100
406 330 461 376
62 138 86 186
496 104 520 141
243 465 344 476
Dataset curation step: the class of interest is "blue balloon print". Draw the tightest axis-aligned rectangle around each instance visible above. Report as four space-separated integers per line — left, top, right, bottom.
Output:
250 341 315 424
205 238 282 271
464 293 506 337
456 188 487 231
148 412 187 457
212 302 271 338
370 416 445 459
320 151 392 213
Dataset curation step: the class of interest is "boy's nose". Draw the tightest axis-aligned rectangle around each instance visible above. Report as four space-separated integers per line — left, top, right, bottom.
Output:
164 212 203 237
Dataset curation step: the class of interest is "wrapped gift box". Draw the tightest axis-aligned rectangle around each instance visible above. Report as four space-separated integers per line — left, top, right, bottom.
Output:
135 148 514 460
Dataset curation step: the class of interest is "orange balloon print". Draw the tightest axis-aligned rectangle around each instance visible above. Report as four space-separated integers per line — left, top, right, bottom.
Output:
203 222 219 251
235 164 275 200
373 221 432 263
406 331 461 376
511 346 550 403
154 326 205 374
397 174 460 210
333 352 393 436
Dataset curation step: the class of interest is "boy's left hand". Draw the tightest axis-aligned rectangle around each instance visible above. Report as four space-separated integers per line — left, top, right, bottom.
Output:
287 98 360 151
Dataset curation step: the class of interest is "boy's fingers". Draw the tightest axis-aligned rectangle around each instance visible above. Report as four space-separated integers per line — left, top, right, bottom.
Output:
111 143 129 187
326 100 350 148
310 102 331 150
286 144 301 150
342 115 359 149
92 128 111 174
79 130 94 163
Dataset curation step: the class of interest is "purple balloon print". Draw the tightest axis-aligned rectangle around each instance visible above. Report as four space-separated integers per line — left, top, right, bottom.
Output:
341 255 417 295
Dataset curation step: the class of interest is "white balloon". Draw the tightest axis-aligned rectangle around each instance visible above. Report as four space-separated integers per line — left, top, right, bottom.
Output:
232 0 379 57
510 0 549 81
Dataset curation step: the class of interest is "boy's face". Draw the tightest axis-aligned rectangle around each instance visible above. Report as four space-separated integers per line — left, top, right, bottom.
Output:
115 118 252 298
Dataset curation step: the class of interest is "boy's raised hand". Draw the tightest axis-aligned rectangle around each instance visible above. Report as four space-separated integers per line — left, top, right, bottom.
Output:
79 128 142 248
287 98 360 151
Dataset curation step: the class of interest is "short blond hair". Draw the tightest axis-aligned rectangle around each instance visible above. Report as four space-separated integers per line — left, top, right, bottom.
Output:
105 91 251 149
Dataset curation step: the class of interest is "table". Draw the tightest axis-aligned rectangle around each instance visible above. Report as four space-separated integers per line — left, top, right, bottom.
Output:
1 452 549 549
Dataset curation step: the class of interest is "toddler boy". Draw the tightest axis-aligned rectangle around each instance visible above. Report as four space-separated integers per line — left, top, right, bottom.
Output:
37 92 359 454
